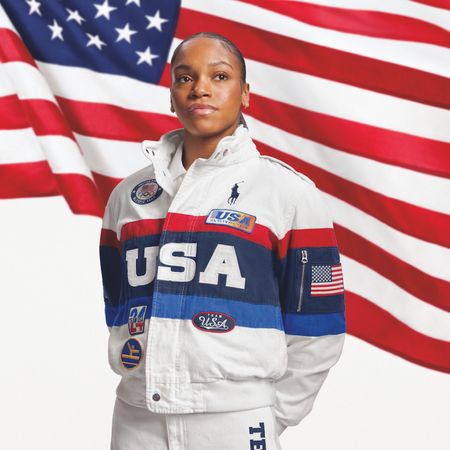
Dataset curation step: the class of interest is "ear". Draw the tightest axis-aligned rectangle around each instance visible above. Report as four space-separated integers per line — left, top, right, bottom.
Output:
241 82 250 109
170 95 175 113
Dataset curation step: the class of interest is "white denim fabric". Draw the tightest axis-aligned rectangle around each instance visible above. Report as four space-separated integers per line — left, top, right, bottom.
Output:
111 396 283 450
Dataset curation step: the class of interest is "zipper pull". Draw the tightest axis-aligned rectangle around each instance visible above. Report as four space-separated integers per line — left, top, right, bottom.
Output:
297 249 308 312
301 249 308 264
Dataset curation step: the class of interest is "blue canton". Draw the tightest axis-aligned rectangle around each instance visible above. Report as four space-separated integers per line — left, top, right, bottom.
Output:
311 265 333 283
2 0 181 83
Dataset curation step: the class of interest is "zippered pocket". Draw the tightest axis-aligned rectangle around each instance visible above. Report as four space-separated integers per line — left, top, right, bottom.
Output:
296 249 308 312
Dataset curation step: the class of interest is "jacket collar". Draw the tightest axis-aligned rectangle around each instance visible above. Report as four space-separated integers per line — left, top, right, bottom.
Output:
141 124 260 170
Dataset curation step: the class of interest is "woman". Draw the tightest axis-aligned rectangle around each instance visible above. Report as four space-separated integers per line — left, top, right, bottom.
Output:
100 32 346 450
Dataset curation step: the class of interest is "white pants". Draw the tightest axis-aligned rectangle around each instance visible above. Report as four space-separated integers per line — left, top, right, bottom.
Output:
111 397 283 450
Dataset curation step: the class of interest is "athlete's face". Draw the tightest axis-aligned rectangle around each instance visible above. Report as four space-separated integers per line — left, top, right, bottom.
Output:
170 37 249 138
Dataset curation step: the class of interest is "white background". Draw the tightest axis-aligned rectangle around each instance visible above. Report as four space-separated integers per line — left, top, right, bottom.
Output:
1 197 448 450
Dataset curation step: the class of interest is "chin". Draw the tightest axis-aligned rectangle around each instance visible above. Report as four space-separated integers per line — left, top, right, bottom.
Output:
184 118 237 138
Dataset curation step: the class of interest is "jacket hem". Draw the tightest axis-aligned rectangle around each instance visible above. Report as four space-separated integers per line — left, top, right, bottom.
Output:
116 378 277 414
200 378 276 413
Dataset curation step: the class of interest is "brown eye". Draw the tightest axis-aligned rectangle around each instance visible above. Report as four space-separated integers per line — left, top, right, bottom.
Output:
215 73 228 81
177 75 191 83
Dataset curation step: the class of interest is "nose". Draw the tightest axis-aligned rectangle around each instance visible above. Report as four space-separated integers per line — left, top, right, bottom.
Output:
190 76 210 97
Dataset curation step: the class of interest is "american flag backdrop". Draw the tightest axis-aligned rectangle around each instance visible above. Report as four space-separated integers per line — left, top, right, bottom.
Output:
0 0 449 373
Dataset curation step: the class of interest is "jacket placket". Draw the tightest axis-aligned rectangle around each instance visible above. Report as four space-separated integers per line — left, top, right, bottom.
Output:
145 157 210 413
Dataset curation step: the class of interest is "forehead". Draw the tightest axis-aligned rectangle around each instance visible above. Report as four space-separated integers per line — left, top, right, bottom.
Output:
172 37 238 70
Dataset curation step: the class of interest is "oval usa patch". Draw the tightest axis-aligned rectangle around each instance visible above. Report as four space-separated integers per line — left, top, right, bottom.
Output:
192 311 236 333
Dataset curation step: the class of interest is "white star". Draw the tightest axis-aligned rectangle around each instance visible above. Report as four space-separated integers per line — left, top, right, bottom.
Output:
94 0 117 20
115 23 138 43
66 8 85 26
86 33 107 50
145 10 168 32
26 0 42 16
125 0 140 6
136 47 159 66
48 19 64 41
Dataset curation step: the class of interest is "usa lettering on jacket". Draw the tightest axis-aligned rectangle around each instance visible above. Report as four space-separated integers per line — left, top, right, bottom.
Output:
126 243 245 288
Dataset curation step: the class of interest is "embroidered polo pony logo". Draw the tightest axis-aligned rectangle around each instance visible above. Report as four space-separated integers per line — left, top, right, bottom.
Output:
227 181 244 205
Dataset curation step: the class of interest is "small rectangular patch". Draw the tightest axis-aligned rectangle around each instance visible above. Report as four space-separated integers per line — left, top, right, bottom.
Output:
205 209 256 233
128 305 147 335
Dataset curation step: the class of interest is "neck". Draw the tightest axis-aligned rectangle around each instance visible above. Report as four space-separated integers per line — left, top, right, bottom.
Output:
181 123 240 170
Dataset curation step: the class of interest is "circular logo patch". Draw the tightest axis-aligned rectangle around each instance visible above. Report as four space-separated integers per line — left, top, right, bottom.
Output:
131 179 162 205
120 338 143 370
192 311 236 333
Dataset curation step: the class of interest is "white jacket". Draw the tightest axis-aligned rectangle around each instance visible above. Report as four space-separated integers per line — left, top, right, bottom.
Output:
99 124 345 435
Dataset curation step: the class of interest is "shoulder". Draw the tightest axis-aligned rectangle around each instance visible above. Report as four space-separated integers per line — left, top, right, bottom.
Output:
257 154 316 191
256 154 332 227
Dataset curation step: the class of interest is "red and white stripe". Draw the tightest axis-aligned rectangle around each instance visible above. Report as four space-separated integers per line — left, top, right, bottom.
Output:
1 0 449 372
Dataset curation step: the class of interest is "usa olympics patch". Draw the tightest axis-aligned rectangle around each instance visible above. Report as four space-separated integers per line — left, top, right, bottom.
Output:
205 209 256 233
131 179 162 205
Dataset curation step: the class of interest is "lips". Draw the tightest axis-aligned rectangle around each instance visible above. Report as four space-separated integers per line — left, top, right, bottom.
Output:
188 103 218 116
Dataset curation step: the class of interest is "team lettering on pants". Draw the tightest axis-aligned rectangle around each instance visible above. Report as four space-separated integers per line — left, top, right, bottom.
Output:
249 421 266 450
126 243 246 289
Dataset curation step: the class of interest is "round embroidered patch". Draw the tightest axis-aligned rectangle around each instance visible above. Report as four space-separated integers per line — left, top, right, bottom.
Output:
131 179 162 205
120 338 144 370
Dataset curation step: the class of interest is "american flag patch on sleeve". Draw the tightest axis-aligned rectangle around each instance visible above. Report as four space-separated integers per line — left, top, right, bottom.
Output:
311 264 344 297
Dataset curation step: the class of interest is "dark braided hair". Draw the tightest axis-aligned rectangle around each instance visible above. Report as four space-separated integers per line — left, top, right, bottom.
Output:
170 32 249 129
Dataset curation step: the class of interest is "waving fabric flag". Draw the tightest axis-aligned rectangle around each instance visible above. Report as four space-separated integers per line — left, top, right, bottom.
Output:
0 0 449 373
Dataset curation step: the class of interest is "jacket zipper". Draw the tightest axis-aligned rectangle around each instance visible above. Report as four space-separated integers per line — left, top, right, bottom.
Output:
296 249 308 312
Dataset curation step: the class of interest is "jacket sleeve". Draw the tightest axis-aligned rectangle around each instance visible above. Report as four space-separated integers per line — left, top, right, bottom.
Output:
99 191 122 329
273 180 346 435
